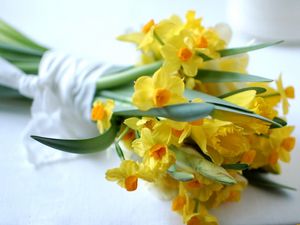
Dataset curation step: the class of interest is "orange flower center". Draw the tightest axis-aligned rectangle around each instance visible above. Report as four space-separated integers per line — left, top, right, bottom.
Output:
197 36 208 48
187 216 201 225
142 19 155 34
186 180 203 189
149 144 167 160
285 86 295 99
241 150 256 164
177 47 193 62
268 150 279 165
125 175 138 191
144 120 156 130
154 88 171 107
91 105 106 121
123 130 135 141
172 195 186 211
172 128 184 138
281 137 296 152
190 119 204 126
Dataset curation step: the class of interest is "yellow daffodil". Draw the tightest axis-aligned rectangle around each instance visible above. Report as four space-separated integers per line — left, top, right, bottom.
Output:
192 119 249 165
161 30 203 77
139 16 183 50
105 160 140 192
207 173 247 208
183 175 223 202
124 117 158 131
184 10 204 33
269 126 295 163
182 192 218 225
132 69 187 111
132 127 175 172
91 99 115 133
276 75 295 115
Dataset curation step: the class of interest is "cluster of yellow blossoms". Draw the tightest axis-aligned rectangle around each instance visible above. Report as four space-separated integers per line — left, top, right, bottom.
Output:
91 11 295 225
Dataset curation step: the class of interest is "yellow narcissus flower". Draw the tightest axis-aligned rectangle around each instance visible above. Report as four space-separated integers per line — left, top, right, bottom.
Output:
184 10 204 33
139 16 183 50
183 175 223 202
132 69 187 111
105 160 140 192
201 119 250 165
161 30 203 77
269 126 296 163
124 117 158 131
91 99 115 133
215 91 272 134
207 173 247 208
106 160 154 192
172 183 219 225
276 75 295 115
132 128 175 172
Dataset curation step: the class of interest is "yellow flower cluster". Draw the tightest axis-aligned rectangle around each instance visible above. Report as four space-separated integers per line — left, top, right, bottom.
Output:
119 11 230 90
91 11 296 225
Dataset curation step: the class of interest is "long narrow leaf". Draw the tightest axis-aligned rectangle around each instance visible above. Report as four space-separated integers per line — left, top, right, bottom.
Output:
0 43 44 56
185 89 252 113
244 171 296 191
114 103 215 122
223 163 249 170
218 41 283 58
218 87 267 99
196 69 273 83
0 19 47 52
31 123 118 154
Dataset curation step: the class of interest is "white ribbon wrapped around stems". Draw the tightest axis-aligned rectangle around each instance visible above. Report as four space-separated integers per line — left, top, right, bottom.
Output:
0 51 113 166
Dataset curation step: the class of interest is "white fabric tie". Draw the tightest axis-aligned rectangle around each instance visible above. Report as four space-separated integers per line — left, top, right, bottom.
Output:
0 51 112 166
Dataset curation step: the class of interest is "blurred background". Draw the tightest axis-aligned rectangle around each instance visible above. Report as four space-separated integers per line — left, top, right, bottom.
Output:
0 0 299 225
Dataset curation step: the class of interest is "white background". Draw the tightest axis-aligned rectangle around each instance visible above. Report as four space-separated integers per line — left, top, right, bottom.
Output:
0 0 300 224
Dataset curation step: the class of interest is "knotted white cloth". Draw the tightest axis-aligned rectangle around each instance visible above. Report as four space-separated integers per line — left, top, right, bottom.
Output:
0 51 112 166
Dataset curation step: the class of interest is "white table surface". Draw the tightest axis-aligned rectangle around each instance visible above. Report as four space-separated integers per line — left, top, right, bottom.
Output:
0 0 300 225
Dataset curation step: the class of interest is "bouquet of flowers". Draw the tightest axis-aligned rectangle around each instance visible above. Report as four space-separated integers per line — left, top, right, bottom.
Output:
0 11 296 225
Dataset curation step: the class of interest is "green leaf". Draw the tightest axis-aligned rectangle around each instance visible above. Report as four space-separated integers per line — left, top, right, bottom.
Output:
0 43 44 56
171 146 236 185
213 105 282 128
0 85 23 98
271 117 287 128
218 41 283 58
103 65 134 76
0 19 47 52
115 141 125 160
244 171 296 191
114 102 215 122
223 163 249 170
96 61 162 90
168 165 194 181
185 89 252 113
98 90 132 104
196 51 212 61
12 61 39 74
196 69 273 83
218 87 267 99
31 123 118 154
168 170 195 182
191 157 236 185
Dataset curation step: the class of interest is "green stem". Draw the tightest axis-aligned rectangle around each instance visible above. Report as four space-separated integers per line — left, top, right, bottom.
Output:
96 60 162 90
260 92 281 98
97 90 132 104
116 126 129 143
